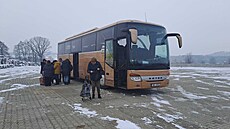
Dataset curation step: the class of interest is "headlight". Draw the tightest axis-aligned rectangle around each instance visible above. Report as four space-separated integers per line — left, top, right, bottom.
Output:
130 76 142 82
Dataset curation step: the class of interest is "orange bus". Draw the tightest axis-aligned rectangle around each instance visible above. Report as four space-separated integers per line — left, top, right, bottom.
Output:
58 20 182 89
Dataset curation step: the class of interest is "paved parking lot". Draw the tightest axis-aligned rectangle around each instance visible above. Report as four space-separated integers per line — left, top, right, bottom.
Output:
0 66 230 129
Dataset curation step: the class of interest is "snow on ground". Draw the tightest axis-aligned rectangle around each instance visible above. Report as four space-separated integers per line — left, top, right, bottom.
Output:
0 66 40 84
0 97 4 113
197 87 209 90
217 91 230 98
141 117 153 125
0 66 40 92
177 86 208 100
151 96 171 107
73 103 98 118
105 105 114 109
133 102 149 108
156 113 185 129
0 75 10 79
214 80 230 86
0 66 39 75
191 111 199 114
221 106 230 109
0 84 39 93
0 97 3 104
195 80 212 86
71 103 141 129
171 67 230 90
171 67 230 101
101 116 141 129
150 94 186 129
171 67 230 82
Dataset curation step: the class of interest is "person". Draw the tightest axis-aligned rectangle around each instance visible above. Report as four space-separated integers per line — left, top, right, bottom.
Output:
40 59 46 75
58 58 63 83
61 59 73 85
87 57 103 99
43 60 54 86
53 60 61 85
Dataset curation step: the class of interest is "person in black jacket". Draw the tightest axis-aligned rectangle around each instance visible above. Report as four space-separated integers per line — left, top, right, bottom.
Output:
61 59 73 85
87 57 103 99
40 59 46 75
43 60 54 86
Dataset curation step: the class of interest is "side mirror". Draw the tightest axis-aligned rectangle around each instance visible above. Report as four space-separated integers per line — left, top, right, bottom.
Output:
164 33 182 48
129 29 138 44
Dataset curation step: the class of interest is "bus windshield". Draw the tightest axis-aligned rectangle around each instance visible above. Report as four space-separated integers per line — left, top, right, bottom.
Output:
129 25 169 69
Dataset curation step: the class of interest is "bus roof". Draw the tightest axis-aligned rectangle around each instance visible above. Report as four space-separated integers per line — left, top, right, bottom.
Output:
59 20 164 43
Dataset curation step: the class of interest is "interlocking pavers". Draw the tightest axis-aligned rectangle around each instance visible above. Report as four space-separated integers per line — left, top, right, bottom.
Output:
1 67 230 129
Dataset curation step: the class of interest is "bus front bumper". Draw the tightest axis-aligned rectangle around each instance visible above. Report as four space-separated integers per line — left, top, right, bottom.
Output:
127 70 170 89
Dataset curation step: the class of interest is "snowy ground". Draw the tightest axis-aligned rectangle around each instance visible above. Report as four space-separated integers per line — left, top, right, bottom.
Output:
0 66 40 105
0 66 40 84
68 66 230 129
0 66 230 129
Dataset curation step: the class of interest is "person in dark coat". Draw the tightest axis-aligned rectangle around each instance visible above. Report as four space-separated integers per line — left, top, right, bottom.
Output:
40 59 46 75
43 60 54 86
61 59 73 85
87 57 103 99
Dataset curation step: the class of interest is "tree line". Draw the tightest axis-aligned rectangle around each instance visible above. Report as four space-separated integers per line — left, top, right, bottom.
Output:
0 36 51 64
0 41 9 56
172 52 230 65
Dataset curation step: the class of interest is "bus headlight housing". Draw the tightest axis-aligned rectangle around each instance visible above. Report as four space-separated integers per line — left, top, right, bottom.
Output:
130 76 142 82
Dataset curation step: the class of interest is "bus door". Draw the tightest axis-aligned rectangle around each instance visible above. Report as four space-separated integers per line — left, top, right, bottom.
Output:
73 53 79 80
105 40 115 87
115 38 128 89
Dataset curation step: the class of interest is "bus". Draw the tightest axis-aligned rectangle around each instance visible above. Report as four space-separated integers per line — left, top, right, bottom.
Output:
58 20 182 89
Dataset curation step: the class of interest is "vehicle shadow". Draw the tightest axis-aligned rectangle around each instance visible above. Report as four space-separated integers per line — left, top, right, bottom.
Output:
101 86 167 96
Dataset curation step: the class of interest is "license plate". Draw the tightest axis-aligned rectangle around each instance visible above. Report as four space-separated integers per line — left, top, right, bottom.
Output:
151 83 160 87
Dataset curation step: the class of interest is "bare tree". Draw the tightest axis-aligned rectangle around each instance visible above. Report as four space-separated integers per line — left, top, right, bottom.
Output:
20 41 31 61
0 41 9 56
14 44 22 60
184 53 193 64
28 37 51 61
14 41 31 61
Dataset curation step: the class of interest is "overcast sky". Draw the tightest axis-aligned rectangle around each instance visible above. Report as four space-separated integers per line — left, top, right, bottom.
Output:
0 0 229 56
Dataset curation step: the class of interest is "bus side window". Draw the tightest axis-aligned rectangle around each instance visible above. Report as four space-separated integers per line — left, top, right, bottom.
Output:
118 38 127 47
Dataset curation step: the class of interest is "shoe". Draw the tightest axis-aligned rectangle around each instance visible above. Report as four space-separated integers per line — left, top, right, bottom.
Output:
98 94 102 99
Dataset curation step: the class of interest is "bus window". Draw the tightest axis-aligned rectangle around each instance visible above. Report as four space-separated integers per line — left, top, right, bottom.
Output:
97 27 114 50
71 38 82 53
118 38 127 47
58 43 65 55
82 33 96 52
134 35 150 50
155 45 167 58
64 42 71 54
